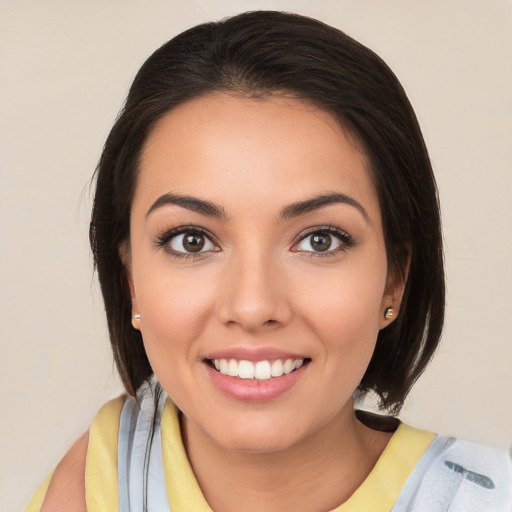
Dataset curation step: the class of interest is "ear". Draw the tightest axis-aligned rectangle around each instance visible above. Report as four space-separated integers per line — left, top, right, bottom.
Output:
379 249 411 329
119 241 141 330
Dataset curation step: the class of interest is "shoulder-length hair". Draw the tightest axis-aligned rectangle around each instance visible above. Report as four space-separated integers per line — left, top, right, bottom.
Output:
90 11 444 414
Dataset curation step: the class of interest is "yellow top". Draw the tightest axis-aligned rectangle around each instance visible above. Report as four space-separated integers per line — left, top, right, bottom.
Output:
26 398 435 511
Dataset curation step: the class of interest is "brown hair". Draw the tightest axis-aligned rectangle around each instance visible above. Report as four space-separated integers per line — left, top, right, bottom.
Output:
90 11 444 413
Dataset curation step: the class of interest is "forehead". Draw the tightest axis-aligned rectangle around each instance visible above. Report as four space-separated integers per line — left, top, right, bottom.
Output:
135 93 379 220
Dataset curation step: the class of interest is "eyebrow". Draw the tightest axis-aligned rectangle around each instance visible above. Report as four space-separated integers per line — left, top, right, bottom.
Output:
277 192 369 223
146 191 369 223
146 193 228 219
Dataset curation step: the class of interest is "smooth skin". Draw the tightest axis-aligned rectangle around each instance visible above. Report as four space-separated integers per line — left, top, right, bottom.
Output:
41 432 88 511
42 94 406 511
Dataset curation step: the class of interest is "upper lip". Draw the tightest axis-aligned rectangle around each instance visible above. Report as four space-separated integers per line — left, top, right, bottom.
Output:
204 346 309 362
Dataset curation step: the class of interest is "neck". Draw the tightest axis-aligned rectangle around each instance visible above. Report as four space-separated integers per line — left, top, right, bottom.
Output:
182 403 392 512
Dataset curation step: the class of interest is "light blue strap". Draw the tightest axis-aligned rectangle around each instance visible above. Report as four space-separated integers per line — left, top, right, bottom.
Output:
118 397 138 511
146 390 169 511
117 380 171 512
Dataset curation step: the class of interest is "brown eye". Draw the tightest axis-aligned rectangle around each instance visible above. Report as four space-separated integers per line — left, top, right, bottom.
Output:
183 233 205 252
168 232 215 254
294 227 352 256
310 233 332 252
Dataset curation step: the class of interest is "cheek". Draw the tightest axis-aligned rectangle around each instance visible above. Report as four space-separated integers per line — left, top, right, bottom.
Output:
133 262 215 362
135 277 212 399
299 262 386 337
314 289 381 375
296 257 387 383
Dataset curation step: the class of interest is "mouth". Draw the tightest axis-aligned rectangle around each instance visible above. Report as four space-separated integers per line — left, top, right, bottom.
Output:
206 358 311 381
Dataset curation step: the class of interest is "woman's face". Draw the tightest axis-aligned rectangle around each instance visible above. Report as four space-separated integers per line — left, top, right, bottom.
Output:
126 93 399 452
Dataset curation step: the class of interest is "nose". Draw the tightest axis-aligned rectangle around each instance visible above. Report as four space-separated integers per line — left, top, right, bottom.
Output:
217 250 292 332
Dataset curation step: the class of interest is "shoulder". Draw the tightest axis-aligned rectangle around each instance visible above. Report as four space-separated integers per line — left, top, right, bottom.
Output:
40 431 89 512
32 396 126 512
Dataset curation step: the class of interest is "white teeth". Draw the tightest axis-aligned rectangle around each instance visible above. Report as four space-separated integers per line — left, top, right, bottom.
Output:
271 360 283 377
283 359 295 374
254 361 271 380
238 360 255 379
227 359 238 377
212 358 305 380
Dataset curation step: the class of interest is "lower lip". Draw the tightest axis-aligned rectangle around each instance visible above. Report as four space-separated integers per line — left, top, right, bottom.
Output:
206 363 307 402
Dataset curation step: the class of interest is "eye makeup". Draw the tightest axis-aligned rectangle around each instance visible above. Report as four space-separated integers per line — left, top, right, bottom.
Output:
154 222 355 262
154 225 220 260
291 225 355 259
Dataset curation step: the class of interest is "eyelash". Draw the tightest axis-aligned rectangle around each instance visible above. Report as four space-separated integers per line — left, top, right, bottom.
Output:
154 224 354 260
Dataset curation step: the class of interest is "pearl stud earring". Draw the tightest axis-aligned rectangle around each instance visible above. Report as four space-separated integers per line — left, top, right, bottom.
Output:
131 313 141 329
384 307 394 320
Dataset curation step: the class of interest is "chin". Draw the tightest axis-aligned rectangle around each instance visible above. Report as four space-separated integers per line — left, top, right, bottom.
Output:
218 429 301 454
204 411 312 454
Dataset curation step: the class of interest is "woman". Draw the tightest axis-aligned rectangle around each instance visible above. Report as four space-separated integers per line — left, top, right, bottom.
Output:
29 11 511 511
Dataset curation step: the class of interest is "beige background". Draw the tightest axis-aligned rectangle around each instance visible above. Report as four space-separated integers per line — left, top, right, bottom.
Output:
1 1 511 510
